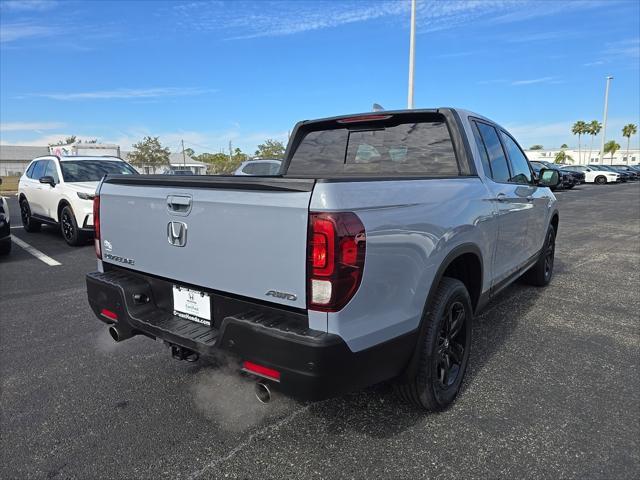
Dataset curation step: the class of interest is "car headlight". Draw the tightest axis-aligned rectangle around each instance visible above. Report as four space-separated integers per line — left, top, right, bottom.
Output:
77 192 95 200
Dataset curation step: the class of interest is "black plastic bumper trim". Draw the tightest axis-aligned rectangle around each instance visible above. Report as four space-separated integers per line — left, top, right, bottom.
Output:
86 270 417 400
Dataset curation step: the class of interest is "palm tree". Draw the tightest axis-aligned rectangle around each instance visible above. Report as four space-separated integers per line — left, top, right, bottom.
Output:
572 121 587 164
622 124 638 164
603 140 621 164
555 149 573 164
587 120 602 165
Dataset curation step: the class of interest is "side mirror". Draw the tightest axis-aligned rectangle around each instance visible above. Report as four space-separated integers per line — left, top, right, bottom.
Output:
538 168 560 187
39 176 56 187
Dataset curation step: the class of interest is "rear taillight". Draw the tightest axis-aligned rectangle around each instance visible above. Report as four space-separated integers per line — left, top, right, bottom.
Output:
307 212 366 312
93 195 101 258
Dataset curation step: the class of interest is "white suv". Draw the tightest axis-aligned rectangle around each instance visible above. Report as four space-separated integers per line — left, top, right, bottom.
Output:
18 156 137 245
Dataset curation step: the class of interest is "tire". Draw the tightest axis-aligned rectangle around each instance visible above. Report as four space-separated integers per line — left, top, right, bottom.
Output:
595 175 607 185
395 277 473 411
20 198 41 232
0 237 11 255
60 205 83 246
523 225 556 287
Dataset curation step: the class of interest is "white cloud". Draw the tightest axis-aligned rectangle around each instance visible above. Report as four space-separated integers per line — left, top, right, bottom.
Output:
0 22 56 43
0 121 65 131
28 87 216 101
170 0 604 40
583 60 605 67
511 76 556 86
0 0 57 12
0 133 75 146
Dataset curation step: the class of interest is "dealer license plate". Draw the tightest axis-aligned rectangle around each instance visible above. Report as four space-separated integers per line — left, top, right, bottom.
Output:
172 286 211 326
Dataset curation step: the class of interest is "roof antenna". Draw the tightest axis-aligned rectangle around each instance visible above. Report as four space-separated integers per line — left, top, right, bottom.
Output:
372 103 385 112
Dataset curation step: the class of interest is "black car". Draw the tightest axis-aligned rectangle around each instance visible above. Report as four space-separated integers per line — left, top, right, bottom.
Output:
560 167 585 185
611 165 639 180
0 179 11 255
531 161 575 189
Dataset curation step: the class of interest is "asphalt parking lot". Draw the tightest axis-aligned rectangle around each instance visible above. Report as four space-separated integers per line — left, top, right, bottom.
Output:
1 183 639 480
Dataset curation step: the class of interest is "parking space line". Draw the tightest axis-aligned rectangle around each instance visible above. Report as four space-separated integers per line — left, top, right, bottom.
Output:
10 235 62 266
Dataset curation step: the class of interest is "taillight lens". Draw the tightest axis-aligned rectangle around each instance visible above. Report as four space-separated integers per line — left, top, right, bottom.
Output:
93 195 101 258
307 212 366 312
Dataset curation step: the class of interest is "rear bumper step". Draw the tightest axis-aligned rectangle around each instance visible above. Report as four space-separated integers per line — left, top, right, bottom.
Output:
86 270 416 400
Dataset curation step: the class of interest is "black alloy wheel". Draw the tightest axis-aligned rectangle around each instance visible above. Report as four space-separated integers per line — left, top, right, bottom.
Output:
60 205 82 246
543 229 555 282
20 199 41 232
436 301 467 388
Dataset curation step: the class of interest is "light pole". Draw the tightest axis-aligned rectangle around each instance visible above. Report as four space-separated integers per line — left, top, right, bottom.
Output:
407 0 416 109
599 75 613 164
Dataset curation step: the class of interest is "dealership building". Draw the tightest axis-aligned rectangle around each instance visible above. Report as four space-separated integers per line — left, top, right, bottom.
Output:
524 148 639 165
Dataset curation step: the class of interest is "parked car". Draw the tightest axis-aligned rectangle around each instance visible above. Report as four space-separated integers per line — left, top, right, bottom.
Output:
86 108 559 411
164 168 194 176
234 159 282 176
561 165 621 184
588 164 629 182
610 165 639 180
0 179 10 255
560 168 585 184
18 156 138 246
530 161 574 189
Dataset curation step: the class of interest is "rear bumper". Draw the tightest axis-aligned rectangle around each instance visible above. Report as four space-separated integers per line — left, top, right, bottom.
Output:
86 269 415 400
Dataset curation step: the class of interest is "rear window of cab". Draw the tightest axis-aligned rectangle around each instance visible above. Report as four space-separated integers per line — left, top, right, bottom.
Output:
287 113 460 177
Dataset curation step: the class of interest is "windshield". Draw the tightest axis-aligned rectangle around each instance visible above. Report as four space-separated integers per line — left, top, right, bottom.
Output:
60 160 137 182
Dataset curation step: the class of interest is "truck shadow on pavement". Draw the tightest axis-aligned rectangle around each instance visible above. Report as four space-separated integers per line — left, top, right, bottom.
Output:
308 276 548 439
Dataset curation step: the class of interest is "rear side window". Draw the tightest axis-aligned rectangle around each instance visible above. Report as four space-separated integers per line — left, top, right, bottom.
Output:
31 160 46 179
474 122 511 183
287 116 459 176
471 123 493 177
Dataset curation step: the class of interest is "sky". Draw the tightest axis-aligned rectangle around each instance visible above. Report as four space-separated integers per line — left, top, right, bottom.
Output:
1 0 639 155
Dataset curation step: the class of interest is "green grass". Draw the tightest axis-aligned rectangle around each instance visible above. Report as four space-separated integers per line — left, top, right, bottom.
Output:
0 176 19 193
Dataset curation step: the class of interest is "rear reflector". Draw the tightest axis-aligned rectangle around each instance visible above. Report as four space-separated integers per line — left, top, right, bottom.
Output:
100 308 118 321
242 361 281 381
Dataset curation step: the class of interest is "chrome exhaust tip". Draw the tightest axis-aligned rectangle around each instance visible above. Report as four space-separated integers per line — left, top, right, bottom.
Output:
108 325 133 342
255 382 272 404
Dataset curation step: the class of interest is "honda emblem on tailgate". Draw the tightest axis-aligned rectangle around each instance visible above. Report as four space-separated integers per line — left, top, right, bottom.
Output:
167 221 187 247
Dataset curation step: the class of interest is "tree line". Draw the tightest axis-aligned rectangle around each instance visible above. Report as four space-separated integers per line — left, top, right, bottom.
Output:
125 137 286 174
530 122 637 164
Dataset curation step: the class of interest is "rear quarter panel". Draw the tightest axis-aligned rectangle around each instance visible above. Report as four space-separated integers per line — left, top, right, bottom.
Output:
310 178 497 352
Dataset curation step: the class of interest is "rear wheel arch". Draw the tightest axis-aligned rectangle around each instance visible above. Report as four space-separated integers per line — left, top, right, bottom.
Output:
399 243 483 382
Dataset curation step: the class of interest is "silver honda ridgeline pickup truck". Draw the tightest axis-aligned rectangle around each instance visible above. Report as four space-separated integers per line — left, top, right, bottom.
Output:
86 109 560 411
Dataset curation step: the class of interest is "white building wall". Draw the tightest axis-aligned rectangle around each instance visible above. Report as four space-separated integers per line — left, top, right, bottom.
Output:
524 148 640 165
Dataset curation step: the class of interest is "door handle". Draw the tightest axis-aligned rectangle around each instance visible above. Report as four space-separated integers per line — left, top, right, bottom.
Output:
526 195 534 202
495 193 507 202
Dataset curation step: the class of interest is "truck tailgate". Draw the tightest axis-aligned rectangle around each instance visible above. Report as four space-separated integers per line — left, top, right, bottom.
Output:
98 177 314 309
